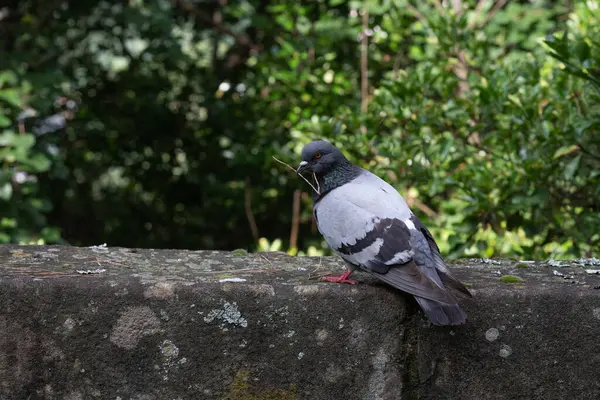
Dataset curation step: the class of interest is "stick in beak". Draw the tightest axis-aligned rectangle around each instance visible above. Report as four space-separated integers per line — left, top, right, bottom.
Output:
271 156 320 195
296 160 308 173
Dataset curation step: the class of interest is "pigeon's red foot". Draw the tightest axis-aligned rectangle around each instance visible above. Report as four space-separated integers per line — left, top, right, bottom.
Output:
323 268 357 285
323 275 357 285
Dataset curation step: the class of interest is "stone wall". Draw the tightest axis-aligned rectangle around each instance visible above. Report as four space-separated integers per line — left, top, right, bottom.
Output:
0 245 599 399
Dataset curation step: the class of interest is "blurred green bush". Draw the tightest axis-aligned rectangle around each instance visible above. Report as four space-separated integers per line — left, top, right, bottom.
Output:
0 71 61 244
0 0 598 259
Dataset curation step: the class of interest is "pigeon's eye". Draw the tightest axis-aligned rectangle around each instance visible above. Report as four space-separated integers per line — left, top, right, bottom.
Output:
314 152 322 159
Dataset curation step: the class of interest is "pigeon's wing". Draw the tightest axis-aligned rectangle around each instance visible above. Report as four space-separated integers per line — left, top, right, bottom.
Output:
315 172 456 304
356 218 460 305
411 216 472 299
349 215 468 323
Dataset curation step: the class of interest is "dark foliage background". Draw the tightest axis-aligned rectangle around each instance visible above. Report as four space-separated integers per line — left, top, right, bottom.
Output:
1 0 598 259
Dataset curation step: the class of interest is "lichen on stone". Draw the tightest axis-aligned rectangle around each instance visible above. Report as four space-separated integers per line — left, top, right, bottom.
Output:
109 306 162 350
159 339 180 360
575 258 600 266
485 328 500 342
499 344 512 358
547 259 563 267
480 258 501 265
203 301 248 328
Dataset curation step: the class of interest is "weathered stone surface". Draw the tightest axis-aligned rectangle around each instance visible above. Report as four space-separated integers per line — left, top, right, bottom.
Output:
0 245 599 400
404 258 600 400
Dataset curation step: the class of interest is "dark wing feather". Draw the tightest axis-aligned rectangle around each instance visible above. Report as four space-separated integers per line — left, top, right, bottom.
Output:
437 263 473 299
413 217 473 299
337 217 411 275
368 260 457 304
337 217 456 304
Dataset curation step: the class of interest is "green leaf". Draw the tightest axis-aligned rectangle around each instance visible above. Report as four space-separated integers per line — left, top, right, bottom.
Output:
0 131 17 146
564 154 582 180
0 71 18 87
0 183 13 200
0 89 21 108
366 0 391 15
1 218 17 228
553 144 580 159
507 94 522 108
11 133 35 150
24 154 51 172
0 114 11 127
0 233 10 243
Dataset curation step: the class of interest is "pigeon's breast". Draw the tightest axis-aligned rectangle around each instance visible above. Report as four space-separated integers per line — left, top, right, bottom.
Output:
314 173 412 251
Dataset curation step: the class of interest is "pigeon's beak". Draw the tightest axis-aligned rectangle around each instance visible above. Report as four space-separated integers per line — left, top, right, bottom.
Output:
296 160 309 174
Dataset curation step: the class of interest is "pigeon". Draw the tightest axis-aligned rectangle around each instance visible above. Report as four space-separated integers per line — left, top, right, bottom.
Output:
296 140 472 326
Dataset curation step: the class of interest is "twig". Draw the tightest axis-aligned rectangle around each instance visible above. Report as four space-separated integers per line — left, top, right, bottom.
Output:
451 0 463 15
405 4 426 22
244 178 260 242
360 8 369 114
308 257 329 279
312 172 320 194
430 0 445 14
211 2 222 71
272 156 320 195
290 189 301 250
200 267 283 274
308 271 335 280
170 0 254 48
414 199 438 218
404 1 469 97
468 0 489 28
453 48 471 97
259 254 272 265
479 0 508 28
392 53 402 80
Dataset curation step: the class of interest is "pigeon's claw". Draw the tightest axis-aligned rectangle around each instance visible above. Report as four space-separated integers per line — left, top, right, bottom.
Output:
323 267 357 285
323 275 358 285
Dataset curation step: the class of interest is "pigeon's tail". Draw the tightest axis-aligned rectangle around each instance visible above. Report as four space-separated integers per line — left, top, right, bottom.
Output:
363 260 468 325
414 296 468 326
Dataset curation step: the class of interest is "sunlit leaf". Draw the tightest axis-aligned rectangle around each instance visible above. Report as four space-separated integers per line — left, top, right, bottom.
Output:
553 144 580 159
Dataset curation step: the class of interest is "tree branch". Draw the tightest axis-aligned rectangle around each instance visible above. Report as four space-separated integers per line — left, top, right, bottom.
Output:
244 178 259 242
360 8 369 114
468 0 489 28
451 0 463 15
289 189 301 250
478 0 508 28
453 47 471 96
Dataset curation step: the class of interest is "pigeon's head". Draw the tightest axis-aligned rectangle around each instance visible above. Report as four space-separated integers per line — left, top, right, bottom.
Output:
297 140 347 175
